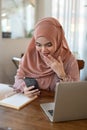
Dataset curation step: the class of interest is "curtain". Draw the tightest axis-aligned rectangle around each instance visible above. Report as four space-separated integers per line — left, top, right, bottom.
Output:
52 0 85 59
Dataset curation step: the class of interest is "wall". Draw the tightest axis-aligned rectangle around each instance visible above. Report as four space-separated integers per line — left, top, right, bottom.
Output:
0 38 30 84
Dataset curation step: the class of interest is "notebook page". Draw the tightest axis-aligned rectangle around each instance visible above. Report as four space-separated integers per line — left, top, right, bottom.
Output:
0 93 37 109
0 93 30 107
0 83 37 109
0 84 13 100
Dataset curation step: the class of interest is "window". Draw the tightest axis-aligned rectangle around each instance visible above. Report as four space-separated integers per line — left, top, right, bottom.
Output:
1 0 35 39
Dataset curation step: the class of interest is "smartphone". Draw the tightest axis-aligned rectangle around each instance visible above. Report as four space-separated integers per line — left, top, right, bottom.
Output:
24 77 39 90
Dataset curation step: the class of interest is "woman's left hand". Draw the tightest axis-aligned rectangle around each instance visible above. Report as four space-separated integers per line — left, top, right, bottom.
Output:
43 55 66 78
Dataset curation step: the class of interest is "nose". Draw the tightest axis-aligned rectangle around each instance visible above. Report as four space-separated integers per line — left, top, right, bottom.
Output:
41 46 46 52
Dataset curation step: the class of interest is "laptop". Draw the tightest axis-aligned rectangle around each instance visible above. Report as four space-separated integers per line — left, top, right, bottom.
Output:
40 81 87 122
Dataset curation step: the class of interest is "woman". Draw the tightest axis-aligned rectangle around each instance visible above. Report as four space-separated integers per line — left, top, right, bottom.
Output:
13 17 80 97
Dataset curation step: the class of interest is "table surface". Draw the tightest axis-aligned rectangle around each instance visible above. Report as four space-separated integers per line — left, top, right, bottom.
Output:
0 90 87 130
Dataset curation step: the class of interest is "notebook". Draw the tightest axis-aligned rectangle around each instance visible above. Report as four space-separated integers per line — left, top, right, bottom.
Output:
0 83 37 110
40 81 87 122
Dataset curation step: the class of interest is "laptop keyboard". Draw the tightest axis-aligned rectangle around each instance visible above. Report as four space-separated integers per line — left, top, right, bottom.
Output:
48 110 53 116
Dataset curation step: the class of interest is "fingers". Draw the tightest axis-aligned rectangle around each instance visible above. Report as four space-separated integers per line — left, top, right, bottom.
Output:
58 56 62 62
43 55 56 66
28 90 40 98
24 86 34 91
58 56 63 66
24 86 40 98
47 55 55 61
44 55 62 63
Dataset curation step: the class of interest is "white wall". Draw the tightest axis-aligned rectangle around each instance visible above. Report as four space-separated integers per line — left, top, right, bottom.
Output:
0 38 30 84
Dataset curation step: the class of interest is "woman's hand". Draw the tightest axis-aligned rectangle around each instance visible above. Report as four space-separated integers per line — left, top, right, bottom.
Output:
43 55 66 78
23 86 40 98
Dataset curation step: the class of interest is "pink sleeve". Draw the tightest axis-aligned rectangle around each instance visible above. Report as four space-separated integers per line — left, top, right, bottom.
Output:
62 55 80 82
13 58 26 92
13 77 26 93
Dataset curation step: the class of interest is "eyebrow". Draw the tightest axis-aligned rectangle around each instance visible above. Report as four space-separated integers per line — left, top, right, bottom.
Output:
36 42 52 45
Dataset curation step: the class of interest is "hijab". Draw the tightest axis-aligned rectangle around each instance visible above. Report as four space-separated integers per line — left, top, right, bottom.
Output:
17 17 71 90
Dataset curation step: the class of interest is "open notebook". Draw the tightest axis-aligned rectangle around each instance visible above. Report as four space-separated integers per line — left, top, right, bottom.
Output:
0 83 37 110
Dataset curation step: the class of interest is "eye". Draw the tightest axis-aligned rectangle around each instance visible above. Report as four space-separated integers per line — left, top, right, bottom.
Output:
46 42 52 47
35 42 41 47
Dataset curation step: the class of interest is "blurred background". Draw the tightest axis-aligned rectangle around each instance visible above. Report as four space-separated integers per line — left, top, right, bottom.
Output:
0 0 87 84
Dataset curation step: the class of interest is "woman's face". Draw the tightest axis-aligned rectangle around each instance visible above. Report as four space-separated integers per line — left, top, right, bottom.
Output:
35 37 56 56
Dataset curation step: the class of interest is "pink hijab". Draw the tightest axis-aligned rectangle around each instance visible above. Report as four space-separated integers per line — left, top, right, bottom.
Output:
17 17 71 90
